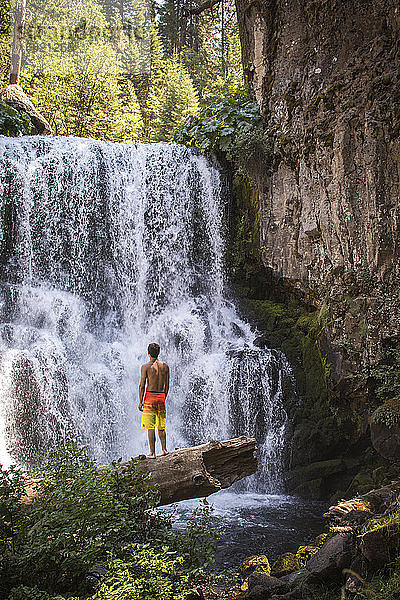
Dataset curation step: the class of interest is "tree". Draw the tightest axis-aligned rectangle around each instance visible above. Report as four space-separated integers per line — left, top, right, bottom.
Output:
0 0 11 86
151 54 199 141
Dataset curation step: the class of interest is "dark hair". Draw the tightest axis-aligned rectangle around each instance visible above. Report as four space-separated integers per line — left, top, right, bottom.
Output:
148 343 160 358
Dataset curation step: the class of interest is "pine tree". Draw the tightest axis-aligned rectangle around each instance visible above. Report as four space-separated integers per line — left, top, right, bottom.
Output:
156 54 199 141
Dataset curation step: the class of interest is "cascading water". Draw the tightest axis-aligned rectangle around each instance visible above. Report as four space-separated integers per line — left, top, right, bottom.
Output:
0 136 292 492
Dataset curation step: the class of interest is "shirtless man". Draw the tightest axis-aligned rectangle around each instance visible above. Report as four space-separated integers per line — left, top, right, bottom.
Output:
138 343 169 458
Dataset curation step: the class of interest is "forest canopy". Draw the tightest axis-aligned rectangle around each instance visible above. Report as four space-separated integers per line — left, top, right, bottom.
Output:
0 0 246 141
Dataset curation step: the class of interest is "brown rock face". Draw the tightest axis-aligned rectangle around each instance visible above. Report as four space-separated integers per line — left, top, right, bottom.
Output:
235 0 400 393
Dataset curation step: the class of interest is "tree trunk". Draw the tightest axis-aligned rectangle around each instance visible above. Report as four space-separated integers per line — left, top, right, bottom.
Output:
10 0 26 85
24 436 258 506
135 436 258 505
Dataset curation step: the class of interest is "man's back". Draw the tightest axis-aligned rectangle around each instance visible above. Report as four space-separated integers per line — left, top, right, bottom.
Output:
144 359 169 395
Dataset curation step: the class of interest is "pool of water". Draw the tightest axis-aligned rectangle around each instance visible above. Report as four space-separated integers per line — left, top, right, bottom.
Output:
162 491 328 569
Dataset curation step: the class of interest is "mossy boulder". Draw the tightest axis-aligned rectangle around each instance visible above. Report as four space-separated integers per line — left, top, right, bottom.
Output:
370 398 400 463
348 470 375 495
270 552 300 577
240 555 271 579
296 545 319 566
287 459 347 498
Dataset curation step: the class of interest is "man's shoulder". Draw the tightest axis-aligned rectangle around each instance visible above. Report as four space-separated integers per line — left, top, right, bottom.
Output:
141 361 152 369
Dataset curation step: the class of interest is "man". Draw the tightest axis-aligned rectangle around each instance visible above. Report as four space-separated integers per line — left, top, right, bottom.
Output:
138 342 169 458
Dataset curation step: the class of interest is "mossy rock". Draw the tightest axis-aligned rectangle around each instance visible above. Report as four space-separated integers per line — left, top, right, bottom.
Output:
349 470 375 495
296 545 319 567
270 552 300 577
240 554 271 578
372 398 400 429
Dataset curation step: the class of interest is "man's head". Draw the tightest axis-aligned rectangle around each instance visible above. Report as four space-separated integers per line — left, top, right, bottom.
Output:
148 343 160 359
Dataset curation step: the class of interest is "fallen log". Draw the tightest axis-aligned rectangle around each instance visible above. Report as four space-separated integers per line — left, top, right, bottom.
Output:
23 436 258 506
134 436 258 505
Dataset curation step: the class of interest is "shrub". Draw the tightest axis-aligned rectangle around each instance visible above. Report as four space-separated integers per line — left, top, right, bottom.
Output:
0 441 219 598
0 101 31 136
174 95 274 176
92 545 194 600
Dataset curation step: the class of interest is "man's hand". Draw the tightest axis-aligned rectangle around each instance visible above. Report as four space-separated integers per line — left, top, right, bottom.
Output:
138 403 143 412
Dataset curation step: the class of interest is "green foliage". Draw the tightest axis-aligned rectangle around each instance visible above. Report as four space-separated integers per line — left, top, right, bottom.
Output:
92 545 194 600
372 397 400 429
0 0 11 86
0 464 28 555
147 54 199 141
349 558 400 599
1 441 159 594
161 500 219 577
0 0 246 143
175 95 265 162
8 586 69 600
158 0 244 105
0 441 219 598
0 101 32 136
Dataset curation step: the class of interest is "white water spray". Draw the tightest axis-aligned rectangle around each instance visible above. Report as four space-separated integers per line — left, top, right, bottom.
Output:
0 136 292 491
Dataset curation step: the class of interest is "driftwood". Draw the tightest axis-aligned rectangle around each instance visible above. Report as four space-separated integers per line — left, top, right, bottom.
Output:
23 436 257 507
134 436 258 505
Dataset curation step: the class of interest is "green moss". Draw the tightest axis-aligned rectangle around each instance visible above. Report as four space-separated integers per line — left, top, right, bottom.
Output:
271 552 300 577
372 398 400 429
296 545 319 566
240 555 271 578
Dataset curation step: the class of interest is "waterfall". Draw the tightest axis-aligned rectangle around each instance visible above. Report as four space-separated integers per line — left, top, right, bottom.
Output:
0 136 292 492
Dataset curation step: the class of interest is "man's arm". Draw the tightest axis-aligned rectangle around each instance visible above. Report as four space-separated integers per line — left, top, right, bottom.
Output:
164 365 169 399
138 365 147 411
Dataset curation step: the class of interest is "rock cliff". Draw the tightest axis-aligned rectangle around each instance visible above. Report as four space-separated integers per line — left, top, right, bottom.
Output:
235 0 400 403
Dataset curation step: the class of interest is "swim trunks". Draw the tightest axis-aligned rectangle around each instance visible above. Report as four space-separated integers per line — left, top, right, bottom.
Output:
141 391 166 430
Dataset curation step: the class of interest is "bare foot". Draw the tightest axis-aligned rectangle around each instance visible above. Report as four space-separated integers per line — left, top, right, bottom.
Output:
146 453 156 459
162 450 169 456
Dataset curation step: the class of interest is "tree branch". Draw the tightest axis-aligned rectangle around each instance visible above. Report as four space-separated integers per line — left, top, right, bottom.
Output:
184 0 222 16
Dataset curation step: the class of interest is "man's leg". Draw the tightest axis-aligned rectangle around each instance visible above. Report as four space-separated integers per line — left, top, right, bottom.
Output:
147 429 156 458
158 429 169 455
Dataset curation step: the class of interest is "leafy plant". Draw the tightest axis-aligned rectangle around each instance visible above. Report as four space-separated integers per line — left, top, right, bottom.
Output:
160 500 220 578
175 94 272 174
0 101 32 136
92 544 195 600
0 440 220 598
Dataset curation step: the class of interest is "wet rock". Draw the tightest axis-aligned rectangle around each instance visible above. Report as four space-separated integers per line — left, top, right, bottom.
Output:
279 569 309 587
247 573 286 599
305 533 353 581
269 585 312 600
370 402 400 463
361 526 398 570
287 459 347 498
234 0 400 443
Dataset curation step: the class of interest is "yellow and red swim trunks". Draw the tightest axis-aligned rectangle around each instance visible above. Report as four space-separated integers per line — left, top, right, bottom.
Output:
141 391 166 430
